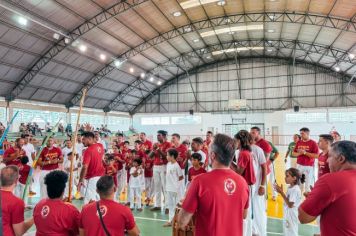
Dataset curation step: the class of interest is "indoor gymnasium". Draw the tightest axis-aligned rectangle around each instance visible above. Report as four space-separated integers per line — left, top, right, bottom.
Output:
0 0 355 236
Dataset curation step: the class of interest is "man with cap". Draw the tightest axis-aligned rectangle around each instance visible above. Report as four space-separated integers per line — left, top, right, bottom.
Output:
148 130 172 211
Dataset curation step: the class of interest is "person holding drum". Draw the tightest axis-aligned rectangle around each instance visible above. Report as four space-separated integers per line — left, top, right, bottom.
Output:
178 133 249 236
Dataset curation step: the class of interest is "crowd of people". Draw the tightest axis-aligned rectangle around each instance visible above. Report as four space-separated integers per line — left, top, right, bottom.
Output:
1 125 356 236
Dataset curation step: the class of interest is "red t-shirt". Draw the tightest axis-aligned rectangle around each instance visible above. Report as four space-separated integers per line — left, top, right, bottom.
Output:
300 170 356 236
188 166 207 182
4 146 26 166
80 199 136 236
113 153 125 171
143 156 154 178
33 199 80 236
40 147 62 170
318 152 330 178
19 164 31 185
182 169 249 236
83 143 105 179
152 141 172 165
140 140 153 151
105 164 118 187
237 150 256 185
255 139 272 174
1 190 25 236
294 139 319 166
175 144 188 169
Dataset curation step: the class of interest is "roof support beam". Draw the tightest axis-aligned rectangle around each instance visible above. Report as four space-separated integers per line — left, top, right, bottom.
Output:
7 0 149 101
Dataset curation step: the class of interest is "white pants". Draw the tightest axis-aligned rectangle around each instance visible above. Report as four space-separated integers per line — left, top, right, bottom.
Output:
283 207 298 236
296 164 315 192
267 167 277 198
40 170 54 199
145 177 154 199
166 191 178 222
243 185 255 236
15 183 28 204
177 169 185 201
129 187 142 209
64 171 77 198
153 165 166 208
115 169 125 201
252 191 267 236
81 176 101 204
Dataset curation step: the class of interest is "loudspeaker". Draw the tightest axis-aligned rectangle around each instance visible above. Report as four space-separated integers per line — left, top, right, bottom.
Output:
294 106 300 112
189 109 194 115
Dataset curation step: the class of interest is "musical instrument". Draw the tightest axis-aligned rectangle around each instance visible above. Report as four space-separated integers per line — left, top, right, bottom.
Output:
172 208 195 236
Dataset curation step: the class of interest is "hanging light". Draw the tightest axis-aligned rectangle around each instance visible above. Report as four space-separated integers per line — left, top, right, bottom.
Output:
157 81 162 85
17 16 28 26
129 67 134 73
79 44 87 52
99 54 106 61
149 77 154 82
140 72 145 78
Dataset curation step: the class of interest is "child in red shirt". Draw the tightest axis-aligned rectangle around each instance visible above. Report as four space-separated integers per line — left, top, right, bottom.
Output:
188 153 207 183
104 154 118 188
15 156 31 205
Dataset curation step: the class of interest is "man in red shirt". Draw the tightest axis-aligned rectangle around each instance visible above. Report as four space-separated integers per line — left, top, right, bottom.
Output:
3 138 26 166
171 133 188 200
77 131 105 204
37 137 63 199
116 133 125 148
292 127 319 193
33 170 80 235
317 134 333 178
1 165 34 236
80 175 140 236
202 131 213 166
178 133 249 236
139 132 153 152
299 140 356 236
148 130 172 211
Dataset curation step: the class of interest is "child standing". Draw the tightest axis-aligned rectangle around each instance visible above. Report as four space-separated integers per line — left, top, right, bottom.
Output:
164 149 183 227
274 168 304 236
188 153 207 183
129 158 143 211
104 154 118 188
15 156 31 202
63 152 79 200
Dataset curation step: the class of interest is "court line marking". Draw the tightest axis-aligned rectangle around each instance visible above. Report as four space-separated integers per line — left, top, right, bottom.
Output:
135 216 167 222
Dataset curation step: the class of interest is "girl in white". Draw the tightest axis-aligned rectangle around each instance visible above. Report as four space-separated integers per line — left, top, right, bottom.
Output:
274 168 304 236
129 158 143 211
163 149 183 227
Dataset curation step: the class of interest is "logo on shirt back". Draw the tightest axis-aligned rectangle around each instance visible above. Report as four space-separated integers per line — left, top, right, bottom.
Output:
224 178 236 195
96 205 108 218
41 205 50 218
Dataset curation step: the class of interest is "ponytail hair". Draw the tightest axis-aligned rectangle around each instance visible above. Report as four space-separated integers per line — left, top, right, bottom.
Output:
286 168 305 185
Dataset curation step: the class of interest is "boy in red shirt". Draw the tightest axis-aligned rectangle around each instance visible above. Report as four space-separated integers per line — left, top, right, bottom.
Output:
113 145 126 201
15 156 31 205
143 151 154 206
188 153 207 183
317 134 333 178
104 154 118 188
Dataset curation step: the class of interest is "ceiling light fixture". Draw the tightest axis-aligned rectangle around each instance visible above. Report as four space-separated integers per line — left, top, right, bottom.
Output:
193 39 200 43
180 0 222 9
212 46 264 55
130 67 134 73
157 81 162 85
100 54 106 61
228 31 235 35
206 55 212 59
79 44 87 52
114 60 122 68
349 53 355 59
217 0 226 6
53 33 60 40
267 29 275 33
64 38 71 44
140 72 145 78
173 11 181 17
200 25 263 38
334 66 340 72
17 16 27 26
149 77 154 82
267 49 273 52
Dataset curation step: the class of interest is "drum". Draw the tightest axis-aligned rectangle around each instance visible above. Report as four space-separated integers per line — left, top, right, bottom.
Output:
172 207 195 236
